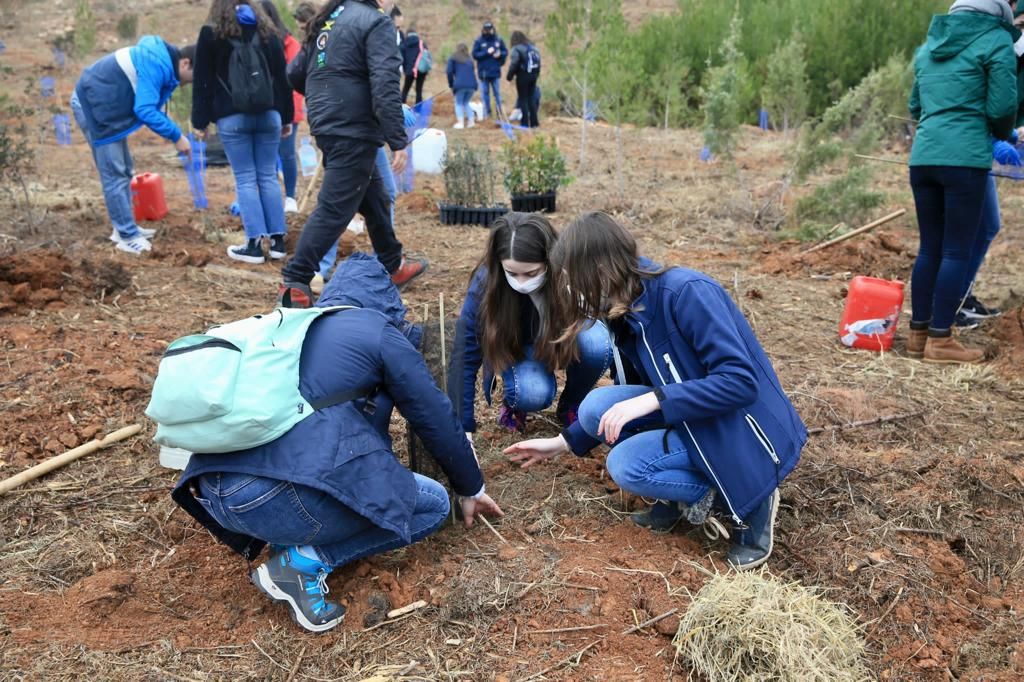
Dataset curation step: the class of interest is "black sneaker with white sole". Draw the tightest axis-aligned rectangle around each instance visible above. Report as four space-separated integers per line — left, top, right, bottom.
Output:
227 239 266 264
251 547 346 633
960 295 1001 320
269 234 286 260
954 311 980 330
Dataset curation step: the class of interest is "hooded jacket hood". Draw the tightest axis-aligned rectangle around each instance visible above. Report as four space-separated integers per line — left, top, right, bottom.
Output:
927 7 1009 60
950 0 1015 23
317 253 422 347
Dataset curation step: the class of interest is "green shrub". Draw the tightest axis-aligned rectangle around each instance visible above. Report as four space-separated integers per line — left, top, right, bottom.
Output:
274 0 299 36
795 166 884 237
500 135 572 196
116 13 138 41
73 0 97 58
701 11 744 159
167 84 192 132
762 33 809 132
443 143 500 208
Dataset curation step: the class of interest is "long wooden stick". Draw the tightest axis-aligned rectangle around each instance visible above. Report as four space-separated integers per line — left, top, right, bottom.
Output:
0 424 143 495
807 411 922 436
297 159 323 215
439 293 447 389
855 154 907 167
620 608 679 635
800 209 906 255
386 599 429 619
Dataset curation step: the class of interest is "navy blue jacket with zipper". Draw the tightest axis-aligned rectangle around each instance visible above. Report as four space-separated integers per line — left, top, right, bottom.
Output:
448 268 541 433
172 254 484 560
447 56 478 92
562 260 806 523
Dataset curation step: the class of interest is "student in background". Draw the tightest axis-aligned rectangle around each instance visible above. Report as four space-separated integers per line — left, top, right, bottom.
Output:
447 43 478 129
473 21 507 119
191 0 294 265
400 25 428 104
70 37 195 254
260 0 304 215
506 31 541 128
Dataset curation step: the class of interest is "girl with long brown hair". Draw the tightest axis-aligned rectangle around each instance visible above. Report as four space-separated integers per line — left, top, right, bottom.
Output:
191 0 294 265
449 212 612 439
505 212 807 570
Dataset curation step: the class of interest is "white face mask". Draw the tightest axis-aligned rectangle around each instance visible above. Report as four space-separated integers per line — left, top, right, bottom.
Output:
505 269 546 294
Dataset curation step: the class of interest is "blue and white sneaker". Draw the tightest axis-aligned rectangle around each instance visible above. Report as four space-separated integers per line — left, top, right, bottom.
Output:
251 547 346 633
109 227 156 243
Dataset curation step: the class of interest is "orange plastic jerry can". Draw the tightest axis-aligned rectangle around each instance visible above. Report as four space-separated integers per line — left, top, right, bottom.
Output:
839 276 905 352
131 173 168 222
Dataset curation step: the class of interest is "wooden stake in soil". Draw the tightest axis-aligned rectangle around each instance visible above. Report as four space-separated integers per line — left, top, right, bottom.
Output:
0 424 143 495
854 154 907 167
439 293 447 389
297 159 322 215
800 209 907 256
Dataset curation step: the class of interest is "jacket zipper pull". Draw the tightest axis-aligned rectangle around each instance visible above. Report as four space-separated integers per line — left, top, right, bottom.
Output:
662 353 683 384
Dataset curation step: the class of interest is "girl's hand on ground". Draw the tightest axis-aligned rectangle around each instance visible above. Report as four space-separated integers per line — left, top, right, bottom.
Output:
459 493 504 529
598 392 660 445
504 436 569 468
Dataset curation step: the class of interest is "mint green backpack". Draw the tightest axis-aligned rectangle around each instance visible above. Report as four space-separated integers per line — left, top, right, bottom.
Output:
145 306 363 454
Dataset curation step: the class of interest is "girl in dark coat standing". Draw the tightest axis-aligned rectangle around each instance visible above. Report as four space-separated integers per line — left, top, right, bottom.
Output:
192 0 294 265
506 31 540 128
400 26 428 104
447 43 478 128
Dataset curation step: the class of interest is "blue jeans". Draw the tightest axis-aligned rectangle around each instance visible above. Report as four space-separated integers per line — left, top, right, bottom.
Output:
70 92 142 239
196 472 449 569
318 146 398 278
962 174 1000 298
278 124 298 200
578 385 711 505
480 78 502 117
502 321 612 412
454 88 474 121
218 111 286 240
909 165 988 330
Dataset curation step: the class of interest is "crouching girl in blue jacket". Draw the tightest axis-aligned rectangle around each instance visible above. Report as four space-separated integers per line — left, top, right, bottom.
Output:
449 212 612 439
505 213 806 570
173 254 503 633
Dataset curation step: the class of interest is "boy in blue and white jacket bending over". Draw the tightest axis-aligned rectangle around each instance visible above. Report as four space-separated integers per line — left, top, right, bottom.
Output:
71 36 195 254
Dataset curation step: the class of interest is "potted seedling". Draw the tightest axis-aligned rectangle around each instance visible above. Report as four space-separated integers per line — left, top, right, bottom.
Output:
501 134 571 213
440 142 509 227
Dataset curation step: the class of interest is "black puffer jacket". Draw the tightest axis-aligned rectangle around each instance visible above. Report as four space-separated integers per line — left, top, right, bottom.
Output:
288 0 406 150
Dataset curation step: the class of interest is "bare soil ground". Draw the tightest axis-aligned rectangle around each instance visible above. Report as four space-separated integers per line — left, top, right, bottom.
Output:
2 1 1024 680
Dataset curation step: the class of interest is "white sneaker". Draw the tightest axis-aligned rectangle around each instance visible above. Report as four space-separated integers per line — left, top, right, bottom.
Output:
109 227 155 243
468 117 476 128
115 236 152 254
284 197 299 214
453 121 465 130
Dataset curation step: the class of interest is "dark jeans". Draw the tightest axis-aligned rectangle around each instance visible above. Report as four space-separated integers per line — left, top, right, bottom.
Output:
402 72 427 105
282 136 403 286
515 73 540 128
962 174 1000 298
909 165 988 331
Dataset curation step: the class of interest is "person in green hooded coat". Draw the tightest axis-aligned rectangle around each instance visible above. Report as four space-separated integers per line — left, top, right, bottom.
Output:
907 0 1018 365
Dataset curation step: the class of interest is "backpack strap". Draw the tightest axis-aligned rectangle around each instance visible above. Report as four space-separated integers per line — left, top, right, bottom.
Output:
309 386 373 411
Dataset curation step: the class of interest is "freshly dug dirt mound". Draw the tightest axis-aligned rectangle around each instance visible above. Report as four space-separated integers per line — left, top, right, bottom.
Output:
0 250 133 312
758 231 915 280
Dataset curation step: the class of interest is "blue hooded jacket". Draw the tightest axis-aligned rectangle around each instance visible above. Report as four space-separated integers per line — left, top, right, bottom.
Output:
472 33 508 80
447 56 478 92
562 261 806 523
74 35 182 146
172 254 484 559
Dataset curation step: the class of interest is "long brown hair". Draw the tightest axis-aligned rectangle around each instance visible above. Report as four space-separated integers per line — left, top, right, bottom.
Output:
510 30 529 47
454 43 470 63
473 212 559 373
548 212 663 366
207 0 276 40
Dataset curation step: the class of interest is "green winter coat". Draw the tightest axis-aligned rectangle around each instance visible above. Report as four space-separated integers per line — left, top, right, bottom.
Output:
910 12 1018 168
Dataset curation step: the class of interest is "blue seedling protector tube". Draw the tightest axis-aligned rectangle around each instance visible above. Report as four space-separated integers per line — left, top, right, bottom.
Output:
40 76 56 98
53 48 66 68
699 146 713 162
499 120 517 141
53 113 72 145
180 135 209 209
759 109 770 131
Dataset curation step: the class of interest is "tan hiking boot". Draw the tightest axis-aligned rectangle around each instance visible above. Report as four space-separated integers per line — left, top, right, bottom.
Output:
923 335 984 365
907 329 928 359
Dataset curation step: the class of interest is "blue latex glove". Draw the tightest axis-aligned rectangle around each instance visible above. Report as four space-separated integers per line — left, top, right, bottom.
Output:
993 140 1022 166
402 104 417 128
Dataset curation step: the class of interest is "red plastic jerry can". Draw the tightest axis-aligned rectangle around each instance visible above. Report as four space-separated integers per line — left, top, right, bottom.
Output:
839 276 905 352
131 173 168 222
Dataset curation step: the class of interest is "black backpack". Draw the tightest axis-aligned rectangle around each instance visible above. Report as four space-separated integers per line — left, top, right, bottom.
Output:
219 34 274 113
525 45 541 73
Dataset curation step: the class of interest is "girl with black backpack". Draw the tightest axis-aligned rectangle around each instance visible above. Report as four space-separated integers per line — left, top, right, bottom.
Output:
192 0 294 265
506 31 540 128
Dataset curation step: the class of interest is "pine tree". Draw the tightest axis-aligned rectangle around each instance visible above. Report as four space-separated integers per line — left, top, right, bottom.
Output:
762 33 810 133
701 11 744 158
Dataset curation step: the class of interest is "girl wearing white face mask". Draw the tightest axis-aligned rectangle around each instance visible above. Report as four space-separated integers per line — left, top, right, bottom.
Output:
449 213 613 437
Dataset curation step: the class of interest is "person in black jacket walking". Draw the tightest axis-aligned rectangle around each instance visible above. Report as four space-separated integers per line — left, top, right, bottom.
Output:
507 31 540 128
279 0 428 309
400 26 428 104
192 0 294 265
